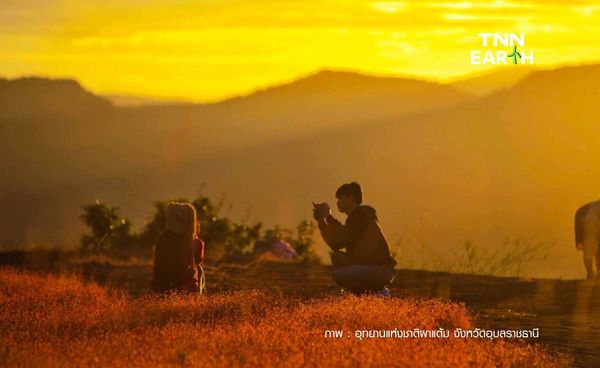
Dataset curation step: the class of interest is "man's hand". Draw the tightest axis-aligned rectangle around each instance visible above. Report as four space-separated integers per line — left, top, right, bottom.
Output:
576 243 584 251
312 202 331 221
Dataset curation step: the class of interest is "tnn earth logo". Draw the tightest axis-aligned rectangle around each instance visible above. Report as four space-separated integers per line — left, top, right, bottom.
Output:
470 33 534 65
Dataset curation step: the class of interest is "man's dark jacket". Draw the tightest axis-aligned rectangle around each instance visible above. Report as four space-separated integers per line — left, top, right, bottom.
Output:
318 205 397 267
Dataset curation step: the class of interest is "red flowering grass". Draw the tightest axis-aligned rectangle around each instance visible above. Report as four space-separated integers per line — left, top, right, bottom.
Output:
0 268 568 367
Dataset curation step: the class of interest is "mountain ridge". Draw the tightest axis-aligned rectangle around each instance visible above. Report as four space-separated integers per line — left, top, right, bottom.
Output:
2 63 600 280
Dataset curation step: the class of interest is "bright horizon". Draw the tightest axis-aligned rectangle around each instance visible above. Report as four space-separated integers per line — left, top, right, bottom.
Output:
2 0 600 102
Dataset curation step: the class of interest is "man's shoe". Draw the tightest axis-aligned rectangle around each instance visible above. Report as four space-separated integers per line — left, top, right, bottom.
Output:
377 287 391 298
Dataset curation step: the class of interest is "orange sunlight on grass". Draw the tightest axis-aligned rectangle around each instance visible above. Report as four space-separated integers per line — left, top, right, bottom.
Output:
0 268 568 367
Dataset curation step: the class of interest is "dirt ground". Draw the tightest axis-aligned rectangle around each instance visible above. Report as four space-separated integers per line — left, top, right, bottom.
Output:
2 250 599 367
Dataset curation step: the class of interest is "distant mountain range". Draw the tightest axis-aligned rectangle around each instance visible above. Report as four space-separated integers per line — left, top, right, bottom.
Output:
103 94 195 107
0 77 112 120
102 67 537 105
2 64 599 278
448 66 537 95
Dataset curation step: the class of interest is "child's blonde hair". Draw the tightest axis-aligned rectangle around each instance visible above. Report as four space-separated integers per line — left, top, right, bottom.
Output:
166 202 198 265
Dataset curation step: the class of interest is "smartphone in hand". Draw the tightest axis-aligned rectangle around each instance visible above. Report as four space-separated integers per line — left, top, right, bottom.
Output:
312 202 329 220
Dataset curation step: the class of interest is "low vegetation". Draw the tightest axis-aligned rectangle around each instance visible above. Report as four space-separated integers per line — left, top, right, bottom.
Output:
0 268 568 367
395 236 554 277
79 194 320 263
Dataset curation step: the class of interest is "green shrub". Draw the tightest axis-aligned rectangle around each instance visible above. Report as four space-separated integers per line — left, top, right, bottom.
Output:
79 200 134 252
80 194 319 264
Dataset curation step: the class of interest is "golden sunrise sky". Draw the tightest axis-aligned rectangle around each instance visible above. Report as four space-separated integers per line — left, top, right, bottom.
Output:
2 0 600 101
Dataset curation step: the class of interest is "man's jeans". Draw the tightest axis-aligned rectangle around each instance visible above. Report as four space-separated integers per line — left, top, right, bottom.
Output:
330 251 396 294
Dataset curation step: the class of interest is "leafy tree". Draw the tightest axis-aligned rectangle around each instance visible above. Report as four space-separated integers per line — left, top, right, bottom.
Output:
80 194 319 263
290 220 319 263
263 221 320 263
80 200 133 252
137 198 188 249
137 195 263 261
263 225 292 240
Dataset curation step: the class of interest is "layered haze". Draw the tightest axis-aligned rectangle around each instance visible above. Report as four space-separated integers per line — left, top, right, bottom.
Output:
2 63 599 278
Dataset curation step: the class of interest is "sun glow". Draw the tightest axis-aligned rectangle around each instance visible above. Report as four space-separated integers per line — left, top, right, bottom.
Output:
1 0 599 100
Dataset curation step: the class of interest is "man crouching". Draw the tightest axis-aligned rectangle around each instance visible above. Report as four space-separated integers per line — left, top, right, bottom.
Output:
313 182 397 296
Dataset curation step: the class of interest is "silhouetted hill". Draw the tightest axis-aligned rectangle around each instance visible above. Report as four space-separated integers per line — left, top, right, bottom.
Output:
114 69 474 154
449 66 537 96
229 69 472 111
0 77 113 120
0 70 473 247
2 65 600 279
103 93 194 107
145 63 600 278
